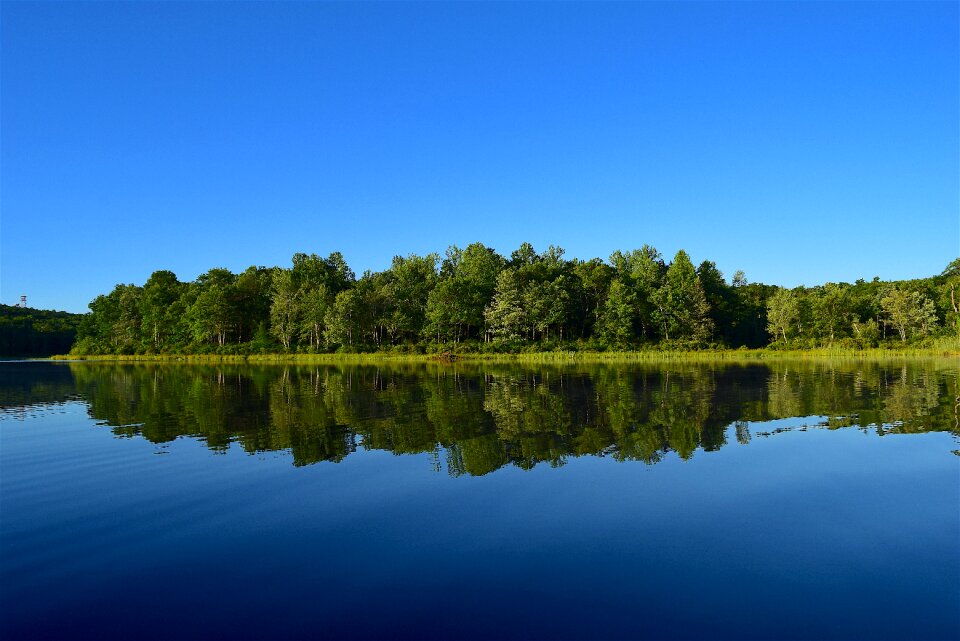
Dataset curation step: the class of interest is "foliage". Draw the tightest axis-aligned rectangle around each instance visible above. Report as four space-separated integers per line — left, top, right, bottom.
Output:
880 287 938 342
767 288 799 344
65 248 960 356
270 269 299 350
652 250 713 345
598 279 635 348
0 305 82 356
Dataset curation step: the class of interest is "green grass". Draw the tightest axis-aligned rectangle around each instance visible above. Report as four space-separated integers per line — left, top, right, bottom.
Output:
50 341 959 365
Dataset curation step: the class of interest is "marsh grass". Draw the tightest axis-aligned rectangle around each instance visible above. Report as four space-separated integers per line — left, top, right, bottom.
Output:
51 340 959 365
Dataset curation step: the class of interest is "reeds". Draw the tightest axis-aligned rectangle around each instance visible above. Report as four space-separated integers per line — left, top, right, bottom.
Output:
50 343 959 365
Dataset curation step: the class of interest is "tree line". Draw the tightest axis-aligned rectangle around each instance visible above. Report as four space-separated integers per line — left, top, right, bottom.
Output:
0 304 81 357
71 243 960 355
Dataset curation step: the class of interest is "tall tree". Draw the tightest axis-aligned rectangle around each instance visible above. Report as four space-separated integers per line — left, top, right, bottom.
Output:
324 287 371 349
541 276 572 340
115 284 143 351
653 250 713 344
598 279 636 348
880 287 938 342
939 259 960 338
425 278 466 343
187 268 238 346
457 243 506 338
485 268 526 341
324 252 356 294
427 243 505 342
572 258 613 339
766 288 799 344
510 242 538 269
83 284 143 353
270 269 299 351
291 251 355 295
233 266 272 344
696 261 735 345
300 285 330 350
383 254 439 344
611 245 665 340
140 270 183 351
812 283 852 343
188 285 233 346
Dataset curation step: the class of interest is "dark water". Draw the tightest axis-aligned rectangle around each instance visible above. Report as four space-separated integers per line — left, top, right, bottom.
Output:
1 360 958 641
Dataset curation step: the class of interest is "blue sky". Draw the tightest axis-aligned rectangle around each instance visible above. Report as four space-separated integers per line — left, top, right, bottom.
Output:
2 1 957 313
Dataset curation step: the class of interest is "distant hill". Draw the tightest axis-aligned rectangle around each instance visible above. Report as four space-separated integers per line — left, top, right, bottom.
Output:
0 304 83 357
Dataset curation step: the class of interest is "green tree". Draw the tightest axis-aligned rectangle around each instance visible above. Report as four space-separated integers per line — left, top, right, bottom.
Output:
324 287 373 349
115 284 144 351
541 276 572 340
851 317 881 348
300 285 330 350
812 283 852 343
510 242 538 268
424 278 466 343
940 259 960 338
291 251 354 295
598 279 636 348
572 258 613 339
270 269 299 350
382 254 439 344
233 266 272 344
653 250 713 344
1 305 81 356
140 270 183 351
697 260 735 345
456 243 506 339
610 245 664 340
323 251 356 293
880 287 938 342
186 268 239 347
424 243 504 344
485 268 526 341
729 274 776 348
188 285 233 346
766 288 799 344
196 267 236 289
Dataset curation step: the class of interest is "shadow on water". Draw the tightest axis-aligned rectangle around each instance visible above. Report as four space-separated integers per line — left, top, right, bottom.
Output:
4 359 958 472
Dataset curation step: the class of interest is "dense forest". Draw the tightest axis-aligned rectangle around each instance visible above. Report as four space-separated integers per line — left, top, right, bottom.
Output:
0 305 82 357
70 243 959 355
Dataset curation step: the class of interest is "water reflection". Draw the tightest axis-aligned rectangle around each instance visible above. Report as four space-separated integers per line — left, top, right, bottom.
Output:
0 361 81 420
3 360 957 473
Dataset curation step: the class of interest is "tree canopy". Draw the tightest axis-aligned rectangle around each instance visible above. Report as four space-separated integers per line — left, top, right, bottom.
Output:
64 244 959 355
0 305 81 357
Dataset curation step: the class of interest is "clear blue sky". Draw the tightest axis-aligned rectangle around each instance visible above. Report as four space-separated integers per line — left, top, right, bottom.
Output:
2 1 957 313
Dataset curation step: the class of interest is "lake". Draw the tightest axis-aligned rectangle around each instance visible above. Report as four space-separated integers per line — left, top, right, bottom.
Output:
1 360 957 640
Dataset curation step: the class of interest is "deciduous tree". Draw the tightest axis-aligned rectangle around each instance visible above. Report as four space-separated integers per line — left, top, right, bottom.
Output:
766 288 799 344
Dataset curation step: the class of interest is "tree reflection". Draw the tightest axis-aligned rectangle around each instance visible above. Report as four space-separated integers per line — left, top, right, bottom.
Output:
5 359 951 475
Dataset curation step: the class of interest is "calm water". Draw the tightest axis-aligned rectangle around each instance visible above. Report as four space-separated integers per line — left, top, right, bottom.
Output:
1 360 958 641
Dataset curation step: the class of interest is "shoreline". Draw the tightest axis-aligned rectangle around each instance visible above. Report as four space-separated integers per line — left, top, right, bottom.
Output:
44 346 960 364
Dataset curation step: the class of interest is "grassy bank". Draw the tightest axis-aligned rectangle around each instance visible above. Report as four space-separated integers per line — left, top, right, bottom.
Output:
50 343 960 365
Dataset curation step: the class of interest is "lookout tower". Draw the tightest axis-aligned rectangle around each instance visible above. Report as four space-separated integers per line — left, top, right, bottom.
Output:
19 295 26 308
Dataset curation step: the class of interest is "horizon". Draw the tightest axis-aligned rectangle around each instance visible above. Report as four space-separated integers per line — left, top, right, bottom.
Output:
3 1 958 314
